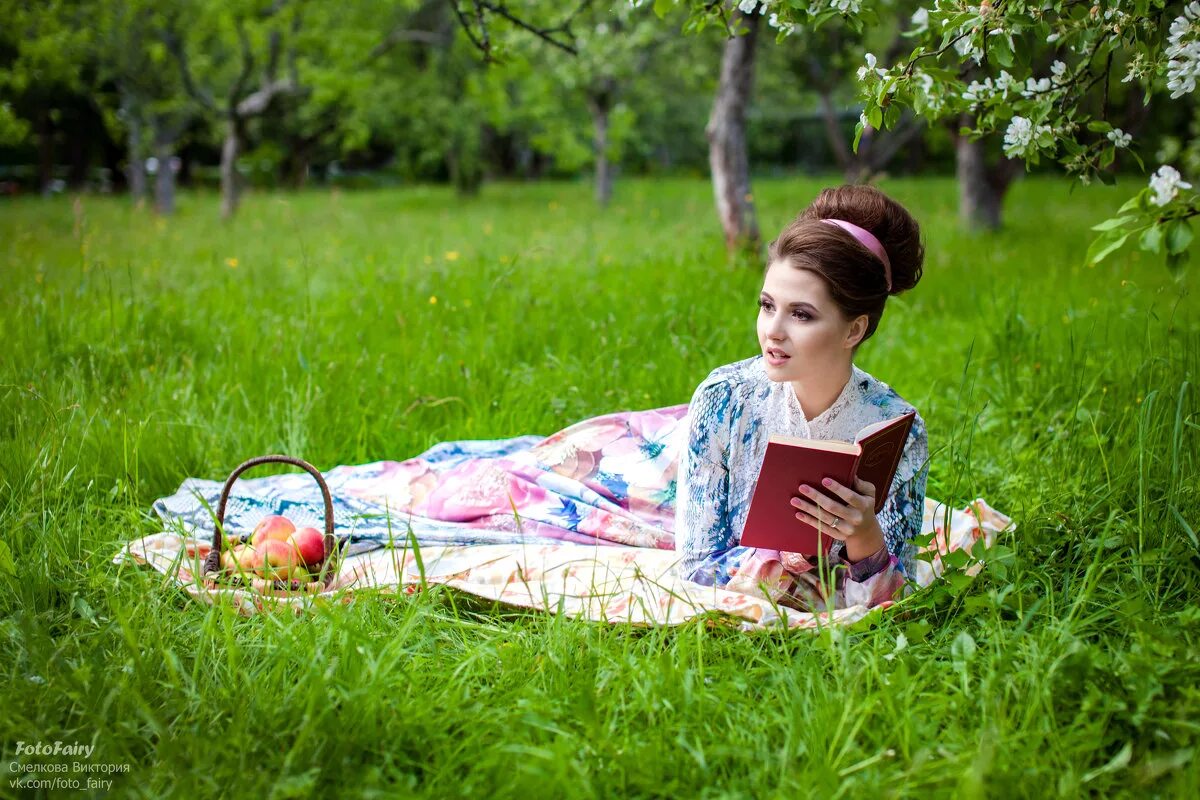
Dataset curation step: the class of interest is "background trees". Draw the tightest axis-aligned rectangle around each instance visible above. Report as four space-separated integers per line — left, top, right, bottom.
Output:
2 0 1198 271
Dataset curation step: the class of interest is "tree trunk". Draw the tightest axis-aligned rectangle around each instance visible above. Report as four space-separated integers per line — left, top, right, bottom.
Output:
153 127 176 216
955 120 1023 231
122 89 147 202
707 9 760 255
220 117 242 220
588 97 612 208
816 90 851 175
37 109 55 195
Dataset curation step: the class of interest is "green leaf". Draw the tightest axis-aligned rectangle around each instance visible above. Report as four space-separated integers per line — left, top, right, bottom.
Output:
1118 191 1148 214
653 0 673 18
867 105 883 129
951 631 977 662
883 102 902 129
1140 224 1164 254
1090 215 1136 232
1082 742 1132 784
852 121 864 154
1166 249 1191 276
1087 120 1114 133
991 36 1013 68
1165 218 1193 254
1086 231 1130 265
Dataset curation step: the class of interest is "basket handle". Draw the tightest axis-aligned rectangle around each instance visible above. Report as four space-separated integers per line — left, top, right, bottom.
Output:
201 455 337 585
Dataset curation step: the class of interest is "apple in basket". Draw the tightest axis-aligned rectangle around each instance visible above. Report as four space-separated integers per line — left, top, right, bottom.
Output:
221 544 262 577
250 515 296 548
287 527 325 568
258 539 312 582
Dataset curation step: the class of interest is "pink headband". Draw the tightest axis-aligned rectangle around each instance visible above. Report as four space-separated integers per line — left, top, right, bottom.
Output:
820 218 892 292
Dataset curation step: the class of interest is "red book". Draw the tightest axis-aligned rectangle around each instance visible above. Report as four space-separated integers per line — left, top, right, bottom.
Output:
738 410 916 556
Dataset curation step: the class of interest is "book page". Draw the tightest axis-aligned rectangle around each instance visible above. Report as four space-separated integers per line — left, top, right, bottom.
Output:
767 433 860 455
854 412 912 444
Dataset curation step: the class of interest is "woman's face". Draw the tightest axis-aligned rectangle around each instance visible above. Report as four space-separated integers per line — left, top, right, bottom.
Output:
756 259 866 379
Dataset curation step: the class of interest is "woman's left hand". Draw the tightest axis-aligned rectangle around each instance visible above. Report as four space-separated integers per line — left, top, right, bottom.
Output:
791 477 885 560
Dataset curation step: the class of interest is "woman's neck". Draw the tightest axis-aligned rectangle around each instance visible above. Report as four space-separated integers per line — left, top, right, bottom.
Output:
790 363 853 423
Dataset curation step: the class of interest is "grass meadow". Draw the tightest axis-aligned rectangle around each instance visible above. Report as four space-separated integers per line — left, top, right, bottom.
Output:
1 175 1198 797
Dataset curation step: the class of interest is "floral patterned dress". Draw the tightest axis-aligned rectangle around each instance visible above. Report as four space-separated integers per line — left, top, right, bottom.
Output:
674 356 929 610
150 354 927 612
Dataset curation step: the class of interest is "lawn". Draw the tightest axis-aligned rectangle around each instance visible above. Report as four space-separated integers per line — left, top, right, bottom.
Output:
1 175 1198 797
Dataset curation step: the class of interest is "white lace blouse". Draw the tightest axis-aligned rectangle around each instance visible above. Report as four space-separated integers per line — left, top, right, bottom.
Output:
673 354 929 588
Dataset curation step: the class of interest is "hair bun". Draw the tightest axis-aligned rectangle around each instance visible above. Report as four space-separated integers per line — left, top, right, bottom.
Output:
800 185 923 295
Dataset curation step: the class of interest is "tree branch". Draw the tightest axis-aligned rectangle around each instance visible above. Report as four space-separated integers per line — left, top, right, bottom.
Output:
229 16 256 112
445 0 590 57
163 20 216 112
368 27 448 62
235 78 298 117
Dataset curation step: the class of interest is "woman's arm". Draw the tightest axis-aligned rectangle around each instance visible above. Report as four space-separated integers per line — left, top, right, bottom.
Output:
727 411 929 608
674 380 745 585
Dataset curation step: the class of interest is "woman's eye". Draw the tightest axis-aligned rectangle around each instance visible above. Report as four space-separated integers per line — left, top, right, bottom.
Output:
759 299 808 321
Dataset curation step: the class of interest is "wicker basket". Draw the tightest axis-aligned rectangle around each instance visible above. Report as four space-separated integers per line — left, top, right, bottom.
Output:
201 455 339 591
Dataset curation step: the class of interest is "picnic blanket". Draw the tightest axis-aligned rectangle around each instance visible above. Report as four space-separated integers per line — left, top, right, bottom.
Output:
115 404 1015 630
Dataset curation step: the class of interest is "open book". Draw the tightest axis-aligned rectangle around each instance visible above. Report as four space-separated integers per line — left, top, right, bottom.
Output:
738 410 917 556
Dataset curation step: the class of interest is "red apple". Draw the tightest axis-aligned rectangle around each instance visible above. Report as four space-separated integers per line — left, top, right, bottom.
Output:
258 539 307 580
251 515 296 547
228 544 261 576
287 527 325 567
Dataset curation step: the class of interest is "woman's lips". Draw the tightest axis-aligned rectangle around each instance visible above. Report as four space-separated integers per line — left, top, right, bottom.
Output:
765 349 790 365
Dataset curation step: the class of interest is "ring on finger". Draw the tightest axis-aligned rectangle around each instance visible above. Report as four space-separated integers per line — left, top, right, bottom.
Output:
797 499 841 530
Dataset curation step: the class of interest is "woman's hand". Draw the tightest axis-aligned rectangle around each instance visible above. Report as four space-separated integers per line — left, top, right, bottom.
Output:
790 477 886 562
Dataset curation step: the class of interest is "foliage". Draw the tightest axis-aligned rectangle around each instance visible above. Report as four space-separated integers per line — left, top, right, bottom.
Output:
651 0 1200 273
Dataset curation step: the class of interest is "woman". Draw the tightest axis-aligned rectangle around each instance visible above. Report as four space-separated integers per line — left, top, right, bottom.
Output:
675 184 928 611
152 185 928 614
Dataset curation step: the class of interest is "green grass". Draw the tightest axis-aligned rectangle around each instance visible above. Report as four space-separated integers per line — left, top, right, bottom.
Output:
1 175 1198 798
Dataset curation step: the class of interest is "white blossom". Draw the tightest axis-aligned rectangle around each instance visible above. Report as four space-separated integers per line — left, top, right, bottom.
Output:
832 0 862 13
1003 116 1051 158
911 70 943 113
1149 165 1192 206
1166 3 1200 99
911 8 930 34
953 32 983 64
1107 128 1132 148
1021 77 1052 98
767 13 797 35
962 78 993 103
1046 32 1061 43
994 70 1017 98
737 0 762 14
768 12 796 35
856 52 887 81
1123 53 1147 84
1050 61 1068 84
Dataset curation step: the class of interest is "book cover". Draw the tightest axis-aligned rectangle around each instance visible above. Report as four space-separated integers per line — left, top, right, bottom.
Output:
738 410 916 555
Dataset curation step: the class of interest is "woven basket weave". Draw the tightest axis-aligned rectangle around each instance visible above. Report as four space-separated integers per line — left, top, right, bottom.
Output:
201 455 339 591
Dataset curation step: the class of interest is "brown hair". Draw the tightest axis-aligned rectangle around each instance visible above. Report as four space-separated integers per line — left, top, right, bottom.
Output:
767 185 924 350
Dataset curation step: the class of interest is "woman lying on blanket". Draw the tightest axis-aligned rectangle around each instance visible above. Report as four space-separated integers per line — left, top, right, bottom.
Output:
675 184 929 611
147 184 931 620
